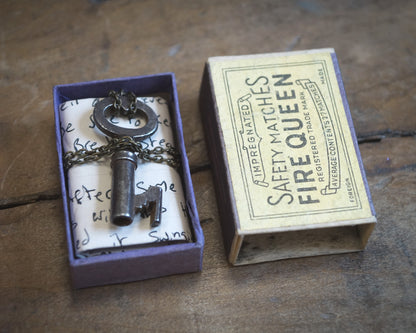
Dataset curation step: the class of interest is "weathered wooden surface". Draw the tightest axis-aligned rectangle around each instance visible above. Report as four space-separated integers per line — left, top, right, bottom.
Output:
0 1 415 331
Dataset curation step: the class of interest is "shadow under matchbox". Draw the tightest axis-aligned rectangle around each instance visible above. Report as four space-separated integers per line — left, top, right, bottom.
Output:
199 49 376 265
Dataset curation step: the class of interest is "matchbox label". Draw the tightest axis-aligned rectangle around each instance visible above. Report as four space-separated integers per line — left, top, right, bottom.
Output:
212 52 373 230
296 78 340 195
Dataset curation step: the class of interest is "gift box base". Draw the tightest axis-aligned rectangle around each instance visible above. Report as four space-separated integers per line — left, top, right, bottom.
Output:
54 73 204 288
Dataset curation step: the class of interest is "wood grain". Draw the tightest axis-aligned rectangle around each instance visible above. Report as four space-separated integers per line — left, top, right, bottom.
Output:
0 1 415 331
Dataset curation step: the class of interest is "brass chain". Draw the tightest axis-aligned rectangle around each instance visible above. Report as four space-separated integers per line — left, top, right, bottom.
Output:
108 90 138 117
63 92 181 170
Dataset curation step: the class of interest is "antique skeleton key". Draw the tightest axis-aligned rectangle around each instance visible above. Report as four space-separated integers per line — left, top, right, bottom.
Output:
93 95 163 227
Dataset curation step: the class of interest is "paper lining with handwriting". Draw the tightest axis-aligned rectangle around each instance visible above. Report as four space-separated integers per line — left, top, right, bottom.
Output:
59 97 192 257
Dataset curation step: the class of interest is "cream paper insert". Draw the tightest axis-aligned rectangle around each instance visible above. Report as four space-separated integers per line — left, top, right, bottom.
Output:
209 51 375 232
59 96 192 257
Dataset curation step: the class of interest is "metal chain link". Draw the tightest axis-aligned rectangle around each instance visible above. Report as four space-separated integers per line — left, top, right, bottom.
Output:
108 90 138 117
63 92 181 170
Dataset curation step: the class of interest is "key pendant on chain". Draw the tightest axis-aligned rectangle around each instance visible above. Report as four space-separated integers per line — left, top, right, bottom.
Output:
93 95 163 227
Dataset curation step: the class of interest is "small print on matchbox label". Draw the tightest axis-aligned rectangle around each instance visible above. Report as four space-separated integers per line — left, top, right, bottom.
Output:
215 53 373 229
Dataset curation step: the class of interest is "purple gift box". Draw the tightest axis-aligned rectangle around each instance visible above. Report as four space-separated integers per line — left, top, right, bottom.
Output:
53 73 204 288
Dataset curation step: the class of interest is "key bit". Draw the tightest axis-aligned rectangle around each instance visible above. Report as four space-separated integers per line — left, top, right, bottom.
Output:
135 186 163 227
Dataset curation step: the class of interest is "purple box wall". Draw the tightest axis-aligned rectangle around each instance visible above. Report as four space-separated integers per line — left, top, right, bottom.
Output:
53 73 204 288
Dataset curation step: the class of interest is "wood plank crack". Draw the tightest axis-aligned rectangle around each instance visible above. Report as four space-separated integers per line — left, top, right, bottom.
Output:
0 189 61 210
357 130 416 144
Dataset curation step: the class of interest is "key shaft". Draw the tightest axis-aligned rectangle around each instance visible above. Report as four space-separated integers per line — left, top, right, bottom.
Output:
110 150 138 226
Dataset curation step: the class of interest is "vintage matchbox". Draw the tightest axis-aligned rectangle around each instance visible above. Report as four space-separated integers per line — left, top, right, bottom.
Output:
199 49 376 265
